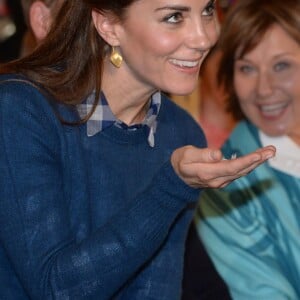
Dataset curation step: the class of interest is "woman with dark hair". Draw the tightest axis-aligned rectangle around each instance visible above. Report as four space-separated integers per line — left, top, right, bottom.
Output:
0 0 275 299
197 0 300 298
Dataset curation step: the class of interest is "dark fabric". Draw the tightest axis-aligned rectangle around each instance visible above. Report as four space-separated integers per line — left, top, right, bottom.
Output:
182 223 232 300
0 75 206 300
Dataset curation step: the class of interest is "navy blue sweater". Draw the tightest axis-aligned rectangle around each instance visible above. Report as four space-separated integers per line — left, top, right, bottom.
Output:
0 75 206 299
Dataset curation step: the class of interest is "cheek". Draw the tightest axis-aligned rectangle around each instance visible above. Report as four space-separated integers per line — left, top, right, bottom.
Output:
274 74 300 98
145 32 182 55
234 75 250 101
234 75 257 117
130 35 179 61
206 22 219 47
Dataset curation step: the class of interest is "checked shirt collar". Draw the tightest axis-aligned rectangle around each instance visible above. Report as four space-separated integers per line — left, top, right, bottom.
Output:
77 91 161 147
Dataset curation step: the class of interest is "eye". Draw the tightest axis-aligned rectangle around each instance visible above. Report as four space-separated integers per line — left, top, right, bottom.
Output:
238 64 255 74
202 0 216 17
274 61 290 72
163 12 184 24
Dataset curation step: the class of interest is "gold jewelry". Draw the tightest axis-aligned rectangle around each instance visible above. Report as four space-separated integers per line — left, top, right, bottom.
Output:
110 46 123 68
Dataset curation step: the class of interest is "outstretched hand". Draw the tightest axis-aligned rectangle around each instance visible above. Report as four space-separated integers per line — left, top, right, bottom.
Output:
171 145 276 189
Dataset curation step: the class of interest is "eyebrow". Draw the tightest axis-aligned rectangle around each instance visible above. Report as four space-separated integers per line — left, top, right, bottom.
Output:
155 6 191 12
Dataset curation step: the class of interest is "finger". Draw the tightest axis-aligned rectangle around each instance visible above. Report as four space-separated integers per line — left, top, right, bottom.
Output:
171 145 276 189
233 146 276 175
184 147 223 163
171 146 224 174
254 145 276 158
191 146 275 185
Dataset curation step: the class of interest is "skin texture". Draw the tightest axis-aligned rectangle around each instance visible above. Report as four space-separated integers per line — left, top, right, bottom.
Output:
170 145 275 188
234 24 300 145
92 0 219 124
21 0 63 55
28 1 53 41
92 0 275 188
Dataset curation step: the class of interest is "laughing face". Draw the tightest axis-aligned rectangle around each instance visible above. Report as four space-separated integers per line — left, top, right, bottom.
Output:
113 0 219 96
234 24 300 141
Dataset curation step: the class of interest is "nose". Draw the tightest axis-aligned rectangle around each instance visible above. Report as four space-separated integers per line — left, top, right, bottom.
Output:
256 71 273 98
186 18 218 52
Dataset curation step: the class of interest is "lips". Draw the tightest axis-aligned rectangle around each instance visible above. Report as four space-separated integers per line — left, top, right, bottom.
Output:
259 102 288 117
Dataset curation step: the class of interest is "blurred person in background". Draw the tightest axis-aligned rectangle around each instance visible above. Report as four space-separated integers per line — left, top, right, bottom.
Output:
0 0 26 62
197 0 238 149
197 0 300 299
198 45 237 149
20 0 63 55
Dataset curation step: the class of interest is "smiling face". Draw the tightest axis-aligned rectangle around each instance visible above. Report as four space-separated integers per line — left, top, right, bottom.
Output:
108 0 219 96
234 24 300 141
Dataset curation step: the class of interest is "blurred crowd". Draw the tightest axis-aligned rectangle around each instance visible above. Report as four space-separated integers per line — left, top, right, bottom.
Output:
0 0 26 62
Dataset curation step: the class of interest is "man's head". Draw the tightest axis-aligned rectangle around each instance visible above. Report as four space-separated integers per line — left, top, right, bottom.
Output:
22 0 60 42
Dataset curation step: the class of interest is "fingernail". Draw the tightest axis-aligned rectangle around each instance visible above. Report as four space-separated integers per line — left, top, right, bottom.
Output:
211 150 219 160
265 152 275 159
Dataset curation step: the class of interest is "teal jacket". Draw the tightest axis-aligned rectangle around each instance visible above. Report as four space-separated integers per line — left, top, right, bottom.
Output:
197 121 300 300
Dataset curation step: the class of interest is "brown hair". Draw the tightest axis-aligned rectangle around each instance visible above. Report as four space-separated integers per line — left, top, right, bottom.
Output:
217 0 300 120
1 0 138 122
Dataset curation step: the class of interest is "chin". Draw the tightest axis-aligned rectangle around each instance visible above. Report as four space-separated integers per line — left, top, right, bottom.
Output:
161 77 198 95
262 127 286 137
168 86 197 96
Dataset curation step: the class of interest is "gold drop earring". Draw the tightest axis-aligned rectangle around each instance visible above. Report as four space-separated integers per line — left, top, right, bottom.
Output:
110 46 123 68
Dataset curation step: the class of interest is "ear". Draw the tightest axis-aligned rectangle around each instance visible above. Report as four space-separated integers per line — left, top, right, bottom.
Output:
91 10 120 46
29 1 52 42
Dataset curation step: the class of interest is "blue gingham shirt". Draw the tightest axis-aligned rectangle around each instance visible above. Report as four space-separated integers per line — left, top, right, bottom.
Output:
77 91 161 147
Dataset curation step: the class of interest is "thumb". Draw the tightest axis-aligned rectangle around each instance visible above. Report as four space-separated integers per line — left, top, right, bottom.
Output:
172 146 223 165
203 148 223 162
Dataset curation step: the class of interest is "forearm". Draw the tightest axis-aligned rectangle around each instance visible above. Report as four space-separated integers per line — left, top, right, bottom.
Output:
1 154 198 299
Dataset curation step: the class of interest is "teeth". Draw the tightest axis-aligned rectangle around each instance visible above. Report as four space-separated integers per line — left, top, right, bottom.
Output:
170 59 198 68
260 102 287 116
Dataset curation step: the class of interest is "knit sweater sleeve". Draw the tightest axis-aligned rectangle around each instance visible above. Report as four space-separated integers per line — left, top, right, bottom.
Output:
0 79 200 299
